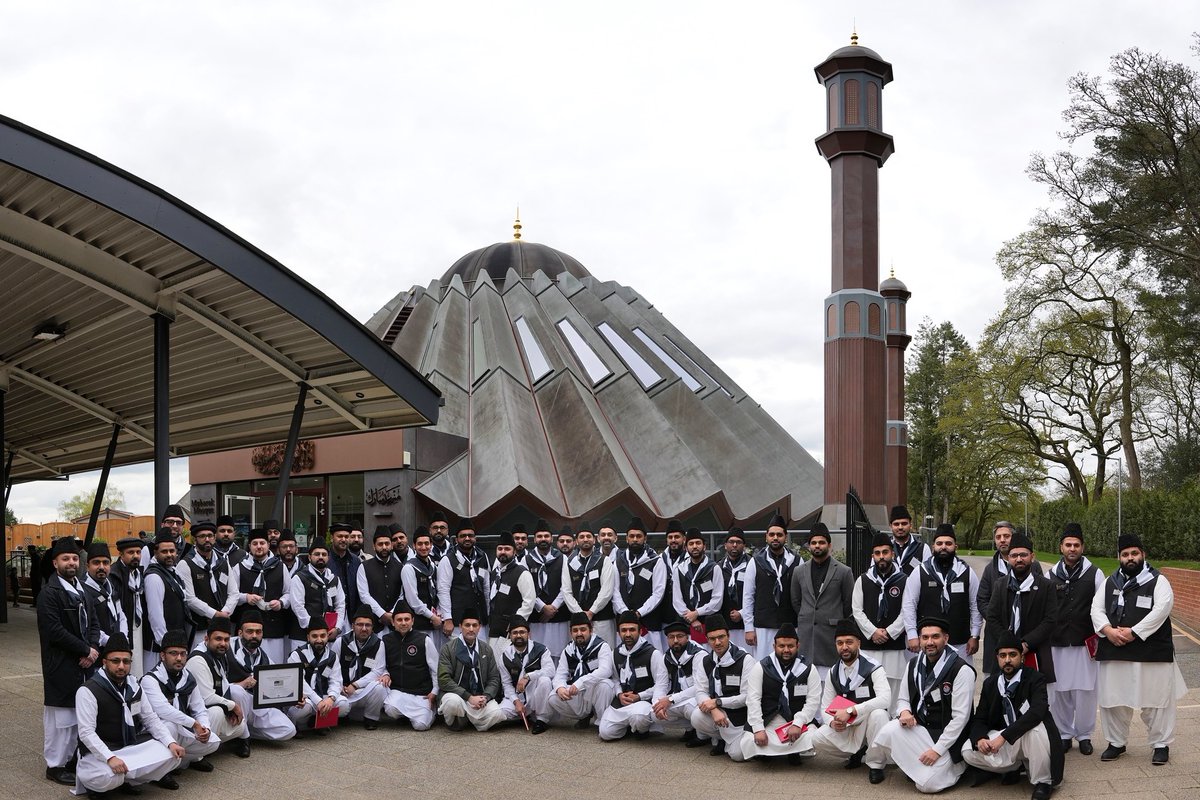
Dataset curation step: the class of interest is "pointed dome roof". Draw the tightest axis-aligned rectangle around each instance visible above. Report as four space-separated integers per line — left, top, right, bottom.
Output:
439 240 591 288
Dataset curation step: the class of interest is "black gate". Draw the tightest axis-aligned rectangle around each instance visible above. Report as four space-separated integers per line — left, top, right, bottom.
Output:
845 485 876 577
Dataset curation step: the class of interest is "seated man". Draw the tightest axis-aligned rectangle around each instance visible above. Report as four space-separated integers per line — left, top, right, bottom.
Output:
655 620 705 743
438 607 505 731
226 610 298 742
962 632 1064 800
140 630 220 774
76 633 185 798
736 623 822 763
331 606 388 729
690 614 755 757
185 617 251 757
287 621 350 731
866 617 976 791
810 619 892 769
599 611 668 741
548 612 616 728
382 602 440 730
498 616 555 734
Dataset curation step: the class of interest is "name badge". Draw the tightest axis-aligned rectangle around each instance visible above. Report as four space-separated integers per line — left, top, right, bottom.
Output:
498 583 511 595
854 685 871 698
588 570 600 580
218 573 228 585
1019 700 1030 714
793 683 806 696
927 581 938 588
725 675 741 686
700 581 712 592
638 568 653 581
950 583 965 594
1136 595 1152 609
634 666 649 678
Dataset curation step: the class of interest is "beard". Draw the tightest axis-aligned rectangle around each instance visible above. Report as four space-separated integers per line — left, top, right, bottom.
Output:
628 543 644 557
933 552 954 568
1120 560 1143 577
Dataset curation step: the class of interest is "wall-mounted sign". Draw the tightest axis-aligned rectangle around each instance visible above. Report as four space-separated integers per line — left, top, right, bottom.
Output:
365 484 403 507
252 440 315 476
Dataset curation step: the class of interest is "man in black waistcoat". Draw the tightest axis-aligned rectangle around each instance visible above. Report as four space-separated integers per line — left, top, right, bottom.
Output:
75 633 184 797
527 520 569 656
811 618 893 769
109 537 144 643
140 629 220 773
436 518 492 640
427 512 451 563
742 515 800 660
735 622 822 763
225 610 297 742
1091 533 1187 766
331 606 388 729
356 526 405 634
400 527 444 651
901 524 981 663
497 615 555 734
38 537 100 786
1047 522 1105 755
328 521 362 613
598 610 669 741
81 542 125 649
287 620 350 729
548 612 616 728
212 515 245 566
176 521 236 650
717 527 750 649
962 631 1063 800
889 505 932 575
562 522 618 647
978 521 1045 674
288 538 347 645
985 532 1059 683
613 517 667 649
852 532 910 713
690 614 755 757
381 602 440 730
230 528 290 662
142 530 190 675
656 619 705 742
672 528 724 640
489 531 535 659
866 616 976 791
185 617 251 755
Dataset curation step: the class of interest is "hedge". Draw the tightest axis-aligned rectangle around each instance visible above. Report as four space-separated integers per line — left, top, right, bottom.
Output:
1035 484 1200 560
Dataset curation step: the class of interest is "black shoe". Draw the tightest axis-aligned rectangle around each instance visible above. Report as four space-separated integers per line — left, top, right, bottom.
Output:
1152 747 1169 765
786 753 806 765
632 729 652 740
87 791 109 800
679 728 698 743
230 738 251 758
1032 783 1053 800
1100 744 1126 761
573 717 592 729
844 749 865 769
446 716 464 731
1061 738 1073 752
1078 739 1093 756
709 740 726 757
45 767 76 786
364 718 379 731
869 768 885 784
1002 769 1024 785
972 769 996 787
154 775 180 791
531 719 549 735
685 735 708 748
117 785 142 796
187 759 214 773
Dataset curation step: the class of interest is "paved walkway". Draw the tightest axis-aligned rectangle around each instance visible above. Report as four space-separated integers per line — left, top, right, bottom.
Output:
3 586 1198 800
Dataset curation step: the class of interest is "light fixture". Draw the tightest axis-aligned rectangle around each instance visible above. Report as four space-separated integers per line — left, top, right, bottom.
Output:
33 322 66 341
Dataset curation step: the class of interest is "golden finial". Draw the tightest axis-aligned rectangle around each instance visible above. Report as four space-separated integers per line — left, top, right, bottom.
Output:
851 21 858 46
889 260 895 279
513 207 522 241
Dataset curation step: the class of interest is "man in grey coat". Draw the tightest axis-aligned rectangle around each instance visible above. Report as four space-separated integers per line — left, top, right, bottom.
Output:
790 523 854 679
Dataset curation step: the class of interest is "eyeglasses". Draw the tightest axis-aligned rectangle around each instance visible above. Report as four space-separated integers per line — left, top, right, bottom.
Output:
105 657 133 665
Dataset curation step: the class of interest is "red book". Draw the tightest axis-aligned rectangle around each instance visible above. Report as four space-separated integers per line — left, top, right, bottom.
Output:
1023 651 1039 670
1084 634 1100 659
324 612 339 631
826 693 858 720
774 721 808 744
314 706 339 729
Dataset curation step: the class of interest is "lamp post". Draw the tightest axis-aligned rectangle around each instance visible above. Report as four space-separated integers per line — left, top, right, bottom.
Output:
1104 456 1123 537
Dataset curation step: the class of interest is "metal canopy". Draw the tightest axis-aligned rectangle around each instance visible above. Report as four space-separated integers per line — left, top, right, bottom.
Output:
0 114 440 482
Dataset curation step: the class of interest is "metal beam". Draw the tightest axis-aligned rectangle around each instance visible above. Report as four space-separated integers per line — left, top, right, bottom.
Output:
154 314 170 517
84 423 121 546
1 388 7 624
271 384 309 524
1 440 61 476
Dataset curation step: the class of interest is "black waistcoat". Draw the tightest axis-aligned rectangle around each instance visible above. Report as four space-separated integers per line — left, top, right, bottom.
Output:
568 554 613 620
700 646 751 726
490 562 529 635
182 553 230 625
611 642 657 706
751 549 797 629
829 657 881 702
503 641 549 686
916 564 972 644
718 555 748 630
236 560 288 637
362 556 404 630
758 657 812 722
907 653 974 759
339 632 382 685
405 559 438 630
858 571 908 650
1048 563 1100 647
81 678 150 755
383 631 433 695
1097 571 1174 662
448 549 490 625
188 647 231 701
143 563 188 650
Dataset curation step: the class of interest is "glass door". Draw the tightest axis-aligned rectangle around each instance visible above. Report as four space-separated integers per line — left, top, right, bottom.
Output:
289 493 320 549
224 495 262 537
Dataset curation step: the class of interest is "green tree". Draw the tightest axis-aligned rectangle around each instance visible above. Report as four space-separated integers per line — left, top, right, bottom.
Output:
57 486 126 521
4 507 16 526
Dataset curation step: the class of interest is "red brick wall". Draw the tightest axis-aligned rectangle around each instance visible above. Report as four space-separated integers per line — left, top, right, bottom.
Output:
1161 567 1200 631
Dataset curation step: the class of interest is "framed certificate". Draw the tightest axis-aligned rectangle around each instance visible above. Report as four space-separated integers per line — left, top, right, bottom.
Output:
253 663 303 709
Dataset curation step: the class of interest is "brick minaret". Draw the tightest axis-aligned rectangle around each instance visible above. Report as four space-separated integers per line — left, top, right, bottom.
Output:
814 35 894 527
880 268 911 509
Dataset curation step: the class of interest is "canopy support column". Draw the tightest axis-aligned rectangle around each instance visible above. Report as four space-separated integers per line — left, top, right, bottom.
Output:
84 423 122 546
153 314 171 517
271 383 309 525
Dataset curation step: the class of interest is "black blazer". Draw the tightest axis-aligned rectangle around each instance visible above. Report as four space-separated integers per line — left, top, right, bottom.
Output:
985 573 1058 682
969 666 1064 786
36 577 102 707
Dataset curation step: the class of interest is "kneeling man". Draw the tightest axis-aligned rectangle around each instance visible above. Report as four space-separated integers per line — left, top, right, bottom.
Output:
548 612 616 728
438 607 505 730
287 621 350 730
140 630 220 773
690 614 755 757
810 619 892 769
599 611 668 740
498 616 555 734
736 623 821 762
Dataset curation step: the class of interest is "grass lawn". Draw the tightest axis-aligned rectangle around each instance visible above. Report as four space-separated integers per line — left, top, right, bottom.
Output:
958 550 1200 574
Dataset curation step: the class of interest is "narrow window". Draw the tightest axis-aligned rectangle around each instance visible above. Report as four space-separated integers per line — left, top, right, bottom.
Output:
472 318 487 383
514 317 552 382
845 79 860 125
557 319 611 385
633 328 701 391
662 335 733 398
598 323 661 389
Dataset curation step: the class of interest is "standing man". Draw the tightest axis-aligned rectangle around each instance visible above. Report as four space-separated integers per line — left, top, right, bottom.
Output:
1047 522 1105 754
389 524 410 564
689 614 754 757
327 521 362 613
901 524 981 663
790 523 854 679
38 537 100 786
212 515 245 565
288 621 349 731
142 530 190 674
437 518 492 641
109 537 145 670
276 529 303 580
672 528 725 642
81 541 125 648
866 617 976 791
526 519 568 656
736 623 822 763
427 512 451 562
140 630 220 773
742 515 800 660
381 602 440 730
1092 533 1188 765
962 631 1063 799
263 519 283 554
978 520 1044 673
356 526 405 634
717 528 750 649
509 523 529 568
984 531 1059 683
225 610 298 742
74 633 184 796
230 529 291 662
598 610 669 741
613 517 667 649
810 620 893 769
288 538 346 646
888 505 931 575
184 618 251 757
348 524 367 562
497 616 555 734
488 530 536 657
655 619 705 742
153 504 192 562
561 522 618 647
331 606 388 729
852 532 910 712
597 521 621 564
438 608 505 731
399 527 444 651
548 612 616 728
176 520 236 649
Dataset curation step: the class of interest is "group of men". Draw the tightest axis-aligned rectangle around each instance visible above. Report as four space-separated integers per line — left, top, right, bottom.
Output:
36 504 1187 798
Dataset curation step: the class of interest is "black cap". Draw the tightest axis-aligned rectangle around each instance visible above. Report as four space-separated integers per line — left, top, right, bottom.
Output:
808 522 830 543
160 504 186 521
86 542 111 561
534 518 552 534
389 523 404 535
160 630 189 651
430 511 448 524
216 515 235 528
666 519 684 534
576 520 594 534
508 615 530 632
412 526 430 542
102 632 132 656
392 600 413 617
191 521 216 535
685 527 705 543
497 530 516 547
207 617 233 635
455 518 476 535
278 529 295 542
306 618 329 633
767 514 787 531
704 614 728 633
775 623 799 641
1060 522 1084 543
330 521 352 533
460 607 482 624
627 517 646 534
663 620 690 635
511 523 527 534
933 523 956 541
115 536 143 552
1117 533 1144 553
725 527 745 542
153 529 176 547
246 528 269 543
1008 532 1034 553
373 525 392 541
916 616 951 634
871 532 893 549
617 610 640 627
307 538 329 554
889 505 912 523
995 630 1023 653
263 519 280 531
569 611 591 628
352 605 375 622
240 609 263 626
834 618 862 641
558 525 574 538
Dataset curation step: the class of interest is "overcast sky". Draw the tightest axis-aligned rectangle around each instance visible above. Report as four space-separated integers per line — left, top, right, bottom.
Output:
3 1 1193 524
